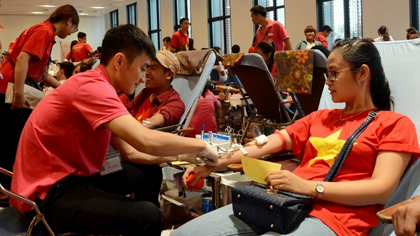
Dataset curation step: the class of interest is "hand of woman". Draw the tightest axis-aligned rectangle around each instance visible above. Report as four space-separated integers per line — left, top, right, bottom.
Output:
11 92 29 109
265 170 313 196
182 166 212 191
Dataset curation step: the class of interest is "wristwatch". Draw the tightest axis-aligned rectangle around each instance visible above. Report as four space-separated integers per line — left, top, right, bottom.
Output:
315 181 324 199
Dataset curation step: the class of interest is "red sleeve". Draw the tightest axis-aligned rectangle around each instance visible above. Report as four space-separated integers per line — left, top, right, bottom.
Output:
159 94 185 126
170 32 179 49
22 25 52 61
284 111 319 159
274 22 289 42
73 78 129 130
65 52 71 61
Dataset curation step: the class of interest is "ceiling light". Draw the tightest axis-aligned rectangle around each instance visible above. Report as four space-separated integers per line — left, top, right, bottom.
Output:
31 12 43 14
39 5 55 8
91 6 105 9
79 13 89 16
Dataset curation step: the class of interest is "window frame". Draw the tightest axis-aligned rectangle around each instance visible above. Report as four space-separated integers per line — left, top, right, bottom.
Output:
253 0 285 32
316 0 363 39
208 0 231 55
410 0 419 30
147 0 162 51
126 2 137 26
173 0 191 33
110 10 119 28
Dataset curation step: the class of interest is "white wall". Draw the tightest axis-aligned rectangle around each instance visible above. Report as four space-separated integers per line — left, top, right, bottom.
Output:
0 15 106 61
363 0 410 40
0 1 413 61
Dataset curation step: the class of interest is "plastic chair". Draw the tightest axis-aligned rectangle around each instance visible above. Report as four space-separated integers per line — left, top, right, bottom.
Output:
0 167 56 236
155 50 216 133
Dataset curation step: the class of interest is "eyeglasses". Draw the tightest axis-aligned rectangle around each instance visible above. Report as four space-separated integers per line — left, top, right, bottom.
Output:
72 23 78 33
324 67 354 82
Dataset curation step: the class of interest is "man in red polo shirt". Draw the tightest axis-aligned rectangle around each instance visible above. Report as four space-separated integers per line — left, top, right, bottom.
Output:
170 17 190 52
250 5 292 51
315 25 333 49
119 50 184 129
72 32 93 62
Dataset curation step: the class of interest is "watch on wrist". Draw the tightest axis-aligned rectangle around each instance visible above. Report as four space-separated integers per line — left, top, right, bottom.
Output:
315 181 324 199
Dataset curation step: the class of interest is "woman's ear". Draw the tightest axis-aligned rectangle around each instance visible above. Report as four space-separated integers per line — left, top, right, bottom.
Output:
358 64 370 82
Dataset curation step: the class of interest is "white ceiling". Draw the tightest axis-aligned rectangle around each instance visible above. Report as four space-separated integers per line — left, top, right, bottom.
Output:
0 0 136 17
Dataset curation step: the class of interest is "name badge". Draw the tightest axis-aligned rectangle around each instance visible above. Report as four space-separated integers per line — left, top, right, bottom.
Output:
100 152 123 176
267 33 274 36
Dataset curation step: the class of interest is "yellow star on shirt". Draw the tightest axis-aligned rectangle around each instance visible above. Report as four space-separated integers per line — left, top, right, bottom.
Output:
307 128 356 167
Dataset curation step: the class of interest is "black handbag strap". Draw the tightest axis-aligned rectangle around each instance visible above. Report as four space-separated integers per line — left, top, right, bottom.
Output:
324 110 379 182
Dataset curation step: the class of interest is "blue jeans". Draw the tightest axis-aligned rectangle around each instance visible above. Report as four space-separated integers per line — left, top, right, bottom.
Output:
171 205 336 236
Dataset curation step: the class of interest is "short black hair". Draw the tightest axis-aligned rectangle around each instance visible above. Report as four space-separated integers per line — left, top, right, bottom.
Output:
250 5 267 17
232 44 240 53
163 36 171 43
321 25 333 32
77 32 87 38
59 62 75 79
180 17 189 25
101 24 156 66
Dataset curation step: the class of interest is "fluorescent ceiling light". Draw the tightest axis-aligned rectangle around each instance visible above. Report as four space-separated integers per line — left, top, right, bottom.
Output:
91 6 105 9
39 5 55 8
31 12 43 14
80 13 89 16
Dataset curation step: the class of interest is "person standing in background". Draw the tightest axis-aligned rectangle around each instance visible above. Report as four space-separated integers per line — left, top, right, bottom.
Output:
315 25 333 49
374 25 394 42
161 36 171 51
170 17 190 52
65 40 78 62
295 25 323 50
250 5 292 51
0 4 79 191
72 32 93 62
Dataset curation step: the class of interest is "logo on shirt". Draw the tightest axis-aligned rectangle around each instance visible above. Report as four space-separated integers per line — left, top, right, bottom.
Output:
308 128 357 167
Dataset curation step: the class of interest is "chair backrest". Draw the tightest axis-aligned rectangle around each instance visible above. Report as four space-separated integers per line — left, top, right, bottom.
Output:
292 49 327 116
364 39 420 235
156 50 216 132
228 53 287 123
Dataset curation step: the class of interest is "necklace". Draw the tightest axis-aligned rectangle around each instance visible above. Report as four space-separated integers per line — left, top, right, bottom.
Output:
337 109 367 125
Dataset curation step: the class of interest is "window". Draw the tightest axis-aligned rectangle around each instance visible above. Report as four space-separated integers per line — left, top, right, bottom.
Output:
253 0 285 24
173 0 191 34
127 3 137 26
317 0 362 49
110 10 119 28
208 0 231 55
411 0 419 30
148 0 161 51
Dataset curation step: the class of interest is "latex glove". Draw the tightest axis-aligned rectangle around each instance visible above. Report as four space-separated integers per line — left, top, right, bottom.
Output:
177 153 204 165
255 135 268 146
197 142 219 166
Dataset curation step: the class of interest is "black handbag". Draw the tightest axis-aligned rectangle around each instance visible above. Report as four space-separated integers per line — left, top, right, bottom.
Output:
232 110 378 234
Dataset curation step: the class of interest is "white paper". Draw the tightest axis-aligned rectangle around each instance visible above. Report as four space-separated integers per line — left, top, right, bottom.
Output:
5 82 45 109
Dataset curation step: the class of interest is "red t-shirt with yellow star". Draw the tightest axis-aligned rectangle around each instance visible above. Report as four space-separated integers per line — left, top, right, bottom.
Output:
284 109 420 236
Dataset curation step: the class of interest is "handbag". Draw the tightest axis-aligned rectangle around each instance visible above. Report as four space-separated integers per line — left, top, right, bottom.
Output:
232 110 378 234
6 52 43 91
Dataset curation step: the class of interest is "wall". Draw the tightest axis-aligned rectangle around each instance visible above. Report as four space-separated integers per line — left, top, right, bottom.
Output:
363 0 410 40
0 1 413 61
0 14 106 61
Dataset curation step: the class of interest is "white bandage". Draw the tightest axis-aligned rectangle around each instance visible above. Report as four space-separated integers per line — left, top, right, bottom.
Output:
255 135 268 146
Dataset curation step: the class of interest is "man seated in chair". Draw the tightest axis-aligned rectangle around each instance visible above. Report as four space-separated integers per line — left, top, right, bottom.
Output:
119 50 185 129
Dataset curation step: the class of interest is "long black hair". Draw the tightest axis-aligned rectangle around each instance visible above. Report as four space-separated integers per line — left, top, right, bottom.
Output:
333 38 393 111
257 41 275 71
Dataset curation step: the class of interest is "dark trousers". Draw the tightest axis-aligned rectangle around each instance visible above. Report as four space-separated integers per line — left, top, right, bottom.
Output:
32 162 163 236
0 94 32 189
